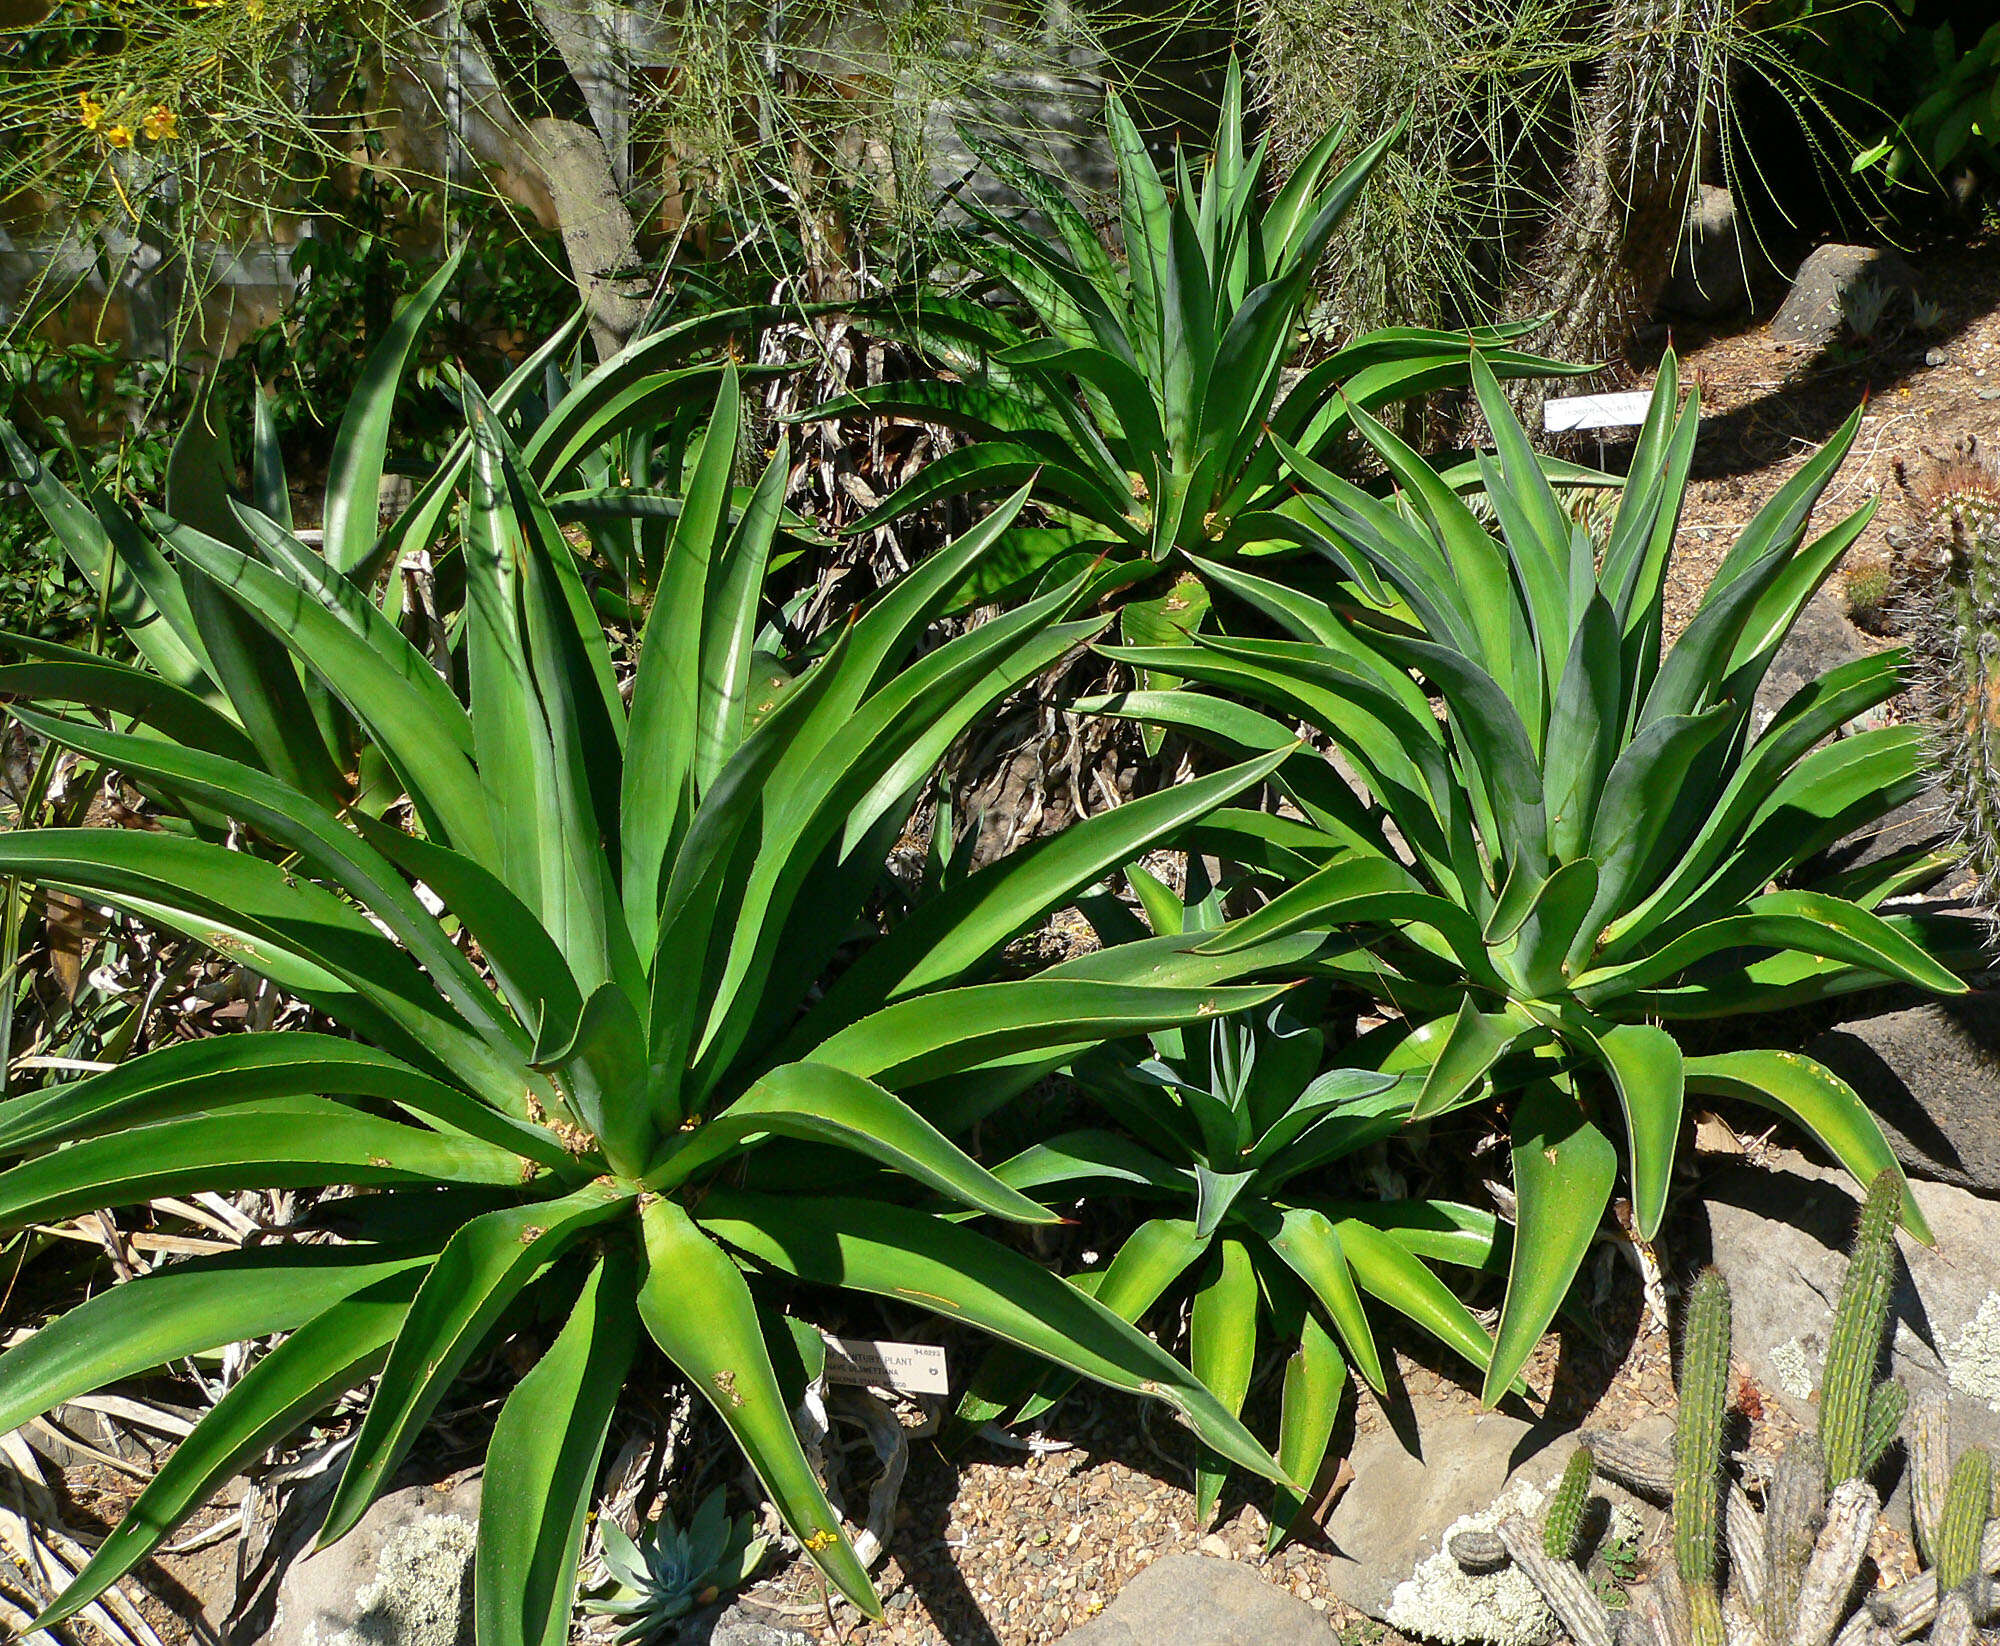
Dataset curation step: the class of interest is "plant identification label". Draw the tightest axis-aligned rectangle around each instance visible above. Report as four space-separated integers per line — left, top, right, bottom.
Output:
821 1335 949 1395
1544 391 1654 432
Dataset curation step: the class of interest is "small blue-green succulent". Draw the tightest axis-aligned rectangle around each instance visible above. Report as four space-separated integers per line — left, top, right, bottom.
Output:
585 1490 767 1641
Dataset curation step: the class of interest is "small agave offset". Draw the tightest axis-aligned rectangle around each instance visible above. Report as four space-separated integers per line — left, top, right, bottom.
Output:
586 1491 767 1641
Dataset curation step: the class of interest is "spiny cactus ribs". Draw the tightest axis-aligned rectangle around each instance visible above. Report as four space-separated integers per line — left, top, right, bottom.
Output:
1676 1271 1732 1646
1821 1171 1902 1487
1459 1173 2000 1645
1545 1446 1597 1562
1902 442 2000 909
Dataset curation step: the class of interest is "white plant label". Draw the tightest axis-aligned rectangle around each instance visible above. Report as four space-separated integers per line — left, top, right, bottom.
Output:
821 1335 949 1395
1543 390 1654 432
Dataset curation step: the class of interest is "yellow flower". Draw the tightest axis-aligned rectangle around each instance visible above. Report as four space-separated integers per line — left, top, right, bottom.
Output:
103 124 133 149
77 94 104 130
142 105 177 140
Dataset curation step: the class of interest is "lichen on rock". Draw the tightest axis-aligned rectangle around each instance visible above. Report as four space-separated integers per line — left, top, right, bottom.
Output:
1943 1291 2000 1411
300 1514 477 1646
1770 1335 1820 1402
1384 1478 1557 1646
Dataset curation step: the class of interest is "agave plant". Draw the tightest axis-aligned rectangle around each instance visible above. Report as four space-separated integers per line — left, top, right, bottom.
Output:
0 367 1331 1637
0 252 778 802
1088 351 1968 1404
809 60 1579 610
973 945 1509 1546
585 1489 766 1641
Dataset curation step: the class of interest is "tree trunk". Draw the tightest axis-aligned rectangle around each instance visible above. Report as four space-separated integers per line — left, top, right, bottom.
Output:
395 1 651 360
1504 0 1726 423
524 115 649 359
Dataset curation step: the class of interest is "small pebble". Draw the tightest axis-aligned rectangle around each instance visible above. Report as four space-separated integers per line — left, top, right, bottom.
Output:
1927 347 1948 366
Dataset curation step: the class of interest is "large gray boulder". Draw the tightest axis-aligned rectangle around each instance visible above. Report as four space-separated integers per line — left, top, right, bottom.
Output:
1804 995 2000 1196
1054 1554 1334 1645
1751 592 1875 735
1318 1406 1664 1642
1703 1152 2000 1471
263 1474 480 1646
1771 244 1918 351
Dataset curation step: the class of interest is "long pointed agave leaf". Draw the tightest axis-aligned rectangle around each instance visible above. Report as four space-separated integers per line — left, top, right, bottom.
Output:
477 1248 638 1646
1190 1237 1258 1524
1265 1207 1384 1392
0 1242 440 1439
806 979 1291 1090
0 1103 534 1228
621 368 743 945
1576 889 1966 1002
0 419 216 695
1485 1084 1617 1404
1263 1271 1345 1545
1575 1020 1684 1240
697 1191 1291 1486
787 744 1295 1043
1332 1215 1500 1376
686 591 1100 1087
323 248 465 576
1682 1052 1930 1242
355 819 586 1071
8 707 521 1058
0 646 259 767
360 310 591 591
162 407 347 805
647 1061 1056 1224
162 525 494 861
0 827 534 1108
635 1197 881 1617
0 1031 566 1168
1002 1216 1215 1428
319 1184 630 1547
33 1272 421 1630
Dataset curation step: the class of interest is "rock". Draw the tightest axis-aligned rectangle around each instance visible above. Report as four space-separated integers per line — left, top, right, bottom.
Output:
263 1474 481 1646
687 1601 812 1646
1704 1152 2000 1476
1661 184 1749 319
1771 244 1918 351
1752 592 1873 736
1318 1405 1664 1637
1927 347 1949 367
1803 996 2000 1196
1751 591 1947 875
1055 1554 1334 1644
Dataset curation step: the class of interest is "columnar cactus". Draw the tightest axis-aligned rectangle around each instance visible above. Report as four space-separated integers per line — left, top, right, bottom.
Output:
1913 1390 1955 1567
1903 443 2000 906
1675 1270 1732 1646
1821 1171 1903 1487
1453 1176 2000 1646
1546 1445 1597 1562
1935 1447 1992 1595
